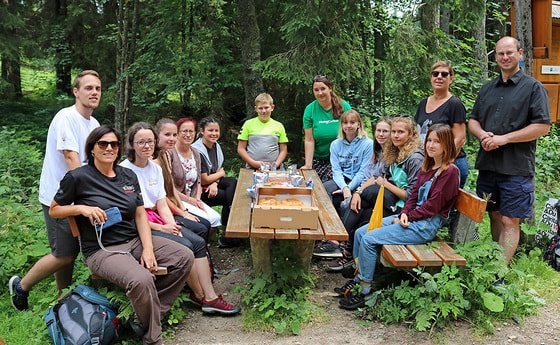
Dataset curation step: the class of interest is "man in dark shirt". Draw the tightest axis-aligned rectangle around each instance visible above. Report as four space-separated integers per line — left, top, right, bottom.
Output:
469 36 551 264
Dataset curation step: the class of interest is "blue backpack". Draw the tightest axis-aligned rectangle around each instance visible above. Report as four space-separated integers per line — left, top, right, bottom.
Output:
45 284 119 345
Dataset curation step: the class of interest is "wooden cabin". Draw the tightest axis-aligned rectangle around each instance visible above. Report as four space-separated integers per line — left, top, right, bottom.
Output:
529 0 560 123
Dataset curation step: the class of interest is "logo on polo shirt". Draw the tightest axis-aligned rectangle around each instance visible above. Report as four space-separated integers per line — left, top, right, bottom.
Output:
123 185 135 193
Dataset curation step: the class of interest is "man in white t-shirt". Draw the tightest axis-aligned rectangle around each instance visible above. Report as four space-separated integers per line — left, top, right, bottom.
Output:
9 70 102 310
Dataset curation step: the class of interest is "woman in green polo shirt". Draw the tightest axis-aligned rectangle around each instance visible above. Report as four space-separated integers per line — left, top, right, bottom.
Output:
302 75 351 181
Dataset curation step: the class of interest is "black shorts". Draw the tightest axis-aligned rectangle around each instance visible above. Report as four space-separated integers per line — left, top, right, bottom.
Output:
476 171 534 219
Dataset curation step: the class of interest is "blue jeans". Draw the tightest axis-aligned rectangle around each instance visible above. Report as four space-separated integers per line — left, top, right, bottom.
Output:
353 214 443 283
455 156 469 188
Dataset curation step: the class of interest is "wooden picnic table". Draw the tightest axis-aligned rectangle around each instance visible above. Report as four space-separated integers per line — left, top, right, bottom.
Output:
225 168 348 273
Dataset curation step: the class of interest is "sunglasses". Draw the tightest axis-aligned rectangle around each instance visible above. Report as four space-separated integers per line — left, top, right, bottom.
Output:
312 75 326 82
97 140 120 149
431 71 450 78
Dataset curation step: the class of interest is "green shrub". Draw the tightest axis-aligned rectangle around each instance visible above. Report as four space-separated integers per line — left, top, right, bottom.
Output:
0 127 44 201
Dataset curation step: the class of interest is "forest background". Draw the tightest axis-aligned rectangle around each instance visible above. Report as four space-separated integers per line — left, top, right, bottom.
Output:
2 0 560 344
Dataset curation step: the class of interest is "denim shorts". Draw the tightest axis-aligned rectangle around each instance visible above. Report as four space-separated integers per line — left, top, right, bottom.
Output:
476 171 534 218
43 204 80 257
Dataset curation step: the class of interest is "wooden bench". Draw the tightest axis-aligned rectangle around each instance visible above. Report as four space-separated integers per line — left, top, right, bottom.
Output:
225 168 348 273
380 188 487 268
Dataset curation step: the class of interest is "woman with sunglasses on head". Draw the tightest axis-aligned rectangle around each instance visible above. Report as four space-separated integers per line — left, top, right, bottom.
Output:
302 75 352 182
155 118 220 240
49 126 194 345
415 61 468 187
336 123 460 310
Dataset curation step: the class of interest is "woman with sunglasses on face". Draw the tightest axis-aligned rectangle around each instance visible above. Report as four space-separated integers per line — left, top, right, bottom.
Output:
155 118 220 241
336 123 460 310
120 122 241 315
49 126 194 345
415 61 468 187
302 75 352 182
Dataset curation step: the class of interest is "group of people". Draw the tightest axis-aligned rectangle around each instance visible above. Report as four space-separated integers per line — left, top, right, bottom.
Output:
8 35 552 340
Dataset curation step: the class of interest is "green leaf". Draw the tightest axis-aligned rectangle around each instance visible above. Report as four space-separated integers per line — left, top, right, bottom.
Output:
482 292 504 312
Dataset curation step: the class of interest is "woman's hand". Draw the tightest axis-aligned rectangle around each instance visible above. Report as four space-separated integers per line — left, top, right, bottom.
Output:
217 167 226 179
140 248 158 272
158 222 182 236
192 199 205 210
342 186 352 200
399 213 409 227
207 182 219 198
351 193 361 213
375 176 385 185
301 164 312 170
185 212 200 223
80 206 107 226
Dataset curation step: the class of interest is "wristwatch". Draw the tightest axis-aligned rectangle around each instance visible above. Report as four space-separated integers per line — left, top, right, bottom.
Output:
356 186 363 195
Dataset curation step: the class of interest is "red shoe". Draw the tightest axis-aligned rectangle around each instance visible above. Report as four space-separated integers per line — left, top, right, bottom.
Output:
202 294 241 315
189 291 203 307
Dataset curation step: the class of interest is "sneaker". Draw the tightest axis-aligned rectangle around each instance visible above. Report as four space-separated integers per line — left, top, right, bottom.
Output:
339 292 368 310
189 292 203 308
9 275 28 311
327 251 354 271
217 237 241 249
313 240 342 258
334 279 358 297
202 294 241 315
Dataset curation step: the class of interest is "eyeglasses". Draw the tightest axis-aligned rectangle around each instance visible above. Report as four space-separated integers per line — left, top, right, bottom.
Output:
312 75 326 82
496 51 519 59
133 139 156 147
97 140 120 149
431 71 450 78
179 129 195 134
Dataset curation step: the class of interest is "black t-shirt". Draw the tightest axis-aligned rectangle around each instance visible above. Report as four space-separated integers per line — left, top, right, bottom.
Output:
200 143 219 176
415 95 467 159
470 70 551 175
54 164 144 258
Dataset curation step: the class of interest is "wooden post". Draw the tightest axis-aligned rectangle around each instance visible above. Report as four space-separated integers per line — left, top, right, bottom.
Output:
295 240 315 272
514 0 534 76
250 238 272 274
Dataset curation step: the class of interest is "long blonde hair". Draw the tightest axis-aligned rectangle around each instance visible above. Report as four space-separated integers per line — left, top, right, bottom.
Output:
382 116 421 165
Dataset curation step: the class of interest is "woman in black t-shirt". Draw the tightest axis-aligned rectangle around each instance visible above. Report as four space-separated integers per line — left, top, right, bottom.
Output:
49 126 193 345
414 61 468 187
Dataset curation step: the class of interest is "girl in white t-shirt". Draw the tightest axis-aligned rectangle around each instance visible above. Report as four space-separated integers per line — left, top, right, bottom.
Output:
121 122 240 315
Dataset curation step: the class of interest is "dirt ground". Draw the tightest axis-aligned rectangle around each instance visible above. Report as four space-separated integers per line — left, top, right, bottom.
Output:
170 242 560 345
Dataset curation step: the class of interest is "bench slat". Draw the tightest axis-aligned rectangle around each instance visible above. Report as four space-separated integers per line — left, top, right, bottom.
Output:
301 170 348 241
226 168 253 238
406 244 443 266
275 228 300 239
455 189 487 224
300 225 325 240
433 241 467 266
382 245 418 267
251 227 275 239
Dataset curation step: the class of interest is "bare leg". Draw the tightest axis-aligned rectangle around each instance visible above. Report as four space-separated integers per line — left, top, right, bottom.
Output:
489 211 520 264
195 257 217 300
20 254 75 292
185 262 204 298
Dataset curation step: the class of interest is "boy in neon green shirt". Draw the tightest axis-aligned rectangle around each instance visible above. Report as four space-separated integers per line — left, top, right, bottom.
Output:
237 93 288 169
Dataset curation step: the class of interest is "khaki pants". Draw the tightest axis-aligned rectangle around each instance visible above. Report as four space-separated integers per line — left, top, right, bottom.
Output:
86 236 194 345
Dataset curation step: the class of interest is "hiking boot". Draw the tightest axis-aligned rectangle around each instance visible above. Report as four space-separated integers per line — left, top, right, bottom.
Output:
327 251 354 271
9 275 28 311
339 291 368 310
202 294 241 315
189 292 203 308
313 240 342 258
334 279 358 297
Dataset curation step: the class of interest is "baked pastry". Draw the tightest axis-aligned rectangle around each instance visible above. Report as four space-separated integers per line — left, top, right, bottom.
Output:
259 197 279 206
280 198 306 207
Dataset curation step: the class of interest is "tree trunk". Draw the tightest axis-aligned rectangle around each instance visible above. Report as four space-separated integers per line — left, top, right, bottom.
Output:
473 0 488 80
1 57 22 98
53 0 71 96
236 0 263 118
440 4 450 35
514 0 533 76
114 0 136 133
420 0 440 34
